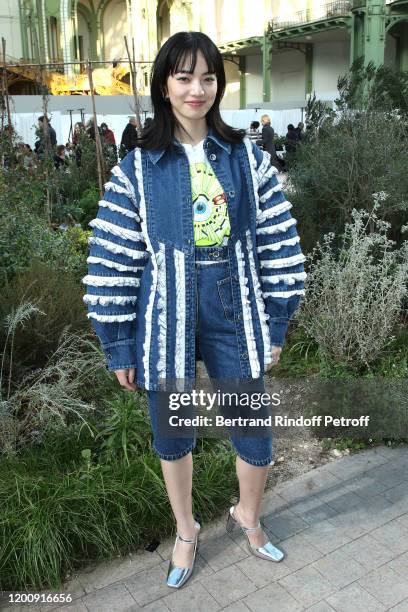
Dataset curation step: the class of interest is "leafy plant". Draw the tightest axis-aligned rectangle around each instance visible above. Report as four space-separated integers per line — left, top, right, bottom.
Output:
96 393 152 464
296 206 408 369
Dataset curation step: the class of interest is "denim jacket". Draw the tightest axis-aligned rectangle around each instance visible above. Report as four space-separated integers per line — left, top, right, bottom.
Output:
82 129 306 390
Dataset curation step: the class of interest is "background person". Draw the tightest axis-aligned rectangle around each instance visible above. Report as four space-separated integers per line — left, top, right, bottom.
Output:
120 116 139 157
260 114 281 170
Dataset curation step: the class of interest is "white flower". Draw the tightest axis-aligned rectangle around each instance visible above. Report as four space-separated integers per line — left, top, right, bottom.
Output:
372 191 389 202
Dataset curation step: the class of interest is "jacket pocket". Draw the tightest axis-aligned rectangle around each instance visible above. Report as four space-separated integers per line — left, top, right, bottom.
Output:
217 277 235 323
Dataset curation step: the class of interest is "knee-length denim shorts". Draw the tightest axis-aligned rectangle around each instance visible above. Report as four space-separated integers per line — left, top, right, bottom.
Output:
147 245 273 467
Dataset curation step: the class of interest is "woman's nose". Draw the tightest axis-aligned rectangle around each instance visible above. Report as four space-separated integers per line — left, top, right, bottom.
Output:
190 81 205 96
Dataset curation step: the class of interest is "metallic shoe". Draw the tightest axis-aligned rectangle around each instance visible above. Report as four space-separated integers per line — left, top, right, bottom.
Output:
166 521 200 589
226 505 284 562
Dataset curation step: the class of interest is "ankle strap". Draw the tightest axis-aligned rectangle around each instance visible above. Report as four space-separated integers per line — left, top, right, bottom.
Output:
241 522 261 532
231 507 262 532
176 532 197 544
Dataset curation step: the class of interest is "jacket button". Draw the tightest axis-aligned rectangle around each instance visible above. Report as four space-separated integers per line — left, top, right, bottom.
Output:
228 191 235 198
234 275 239 281
236 314 242 321
240 352 248 359
107 353 112 360
209 154 217 161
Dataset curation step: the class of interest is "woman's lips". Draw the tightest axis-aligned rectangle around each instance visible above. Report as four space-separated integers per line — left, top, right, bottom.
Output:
186 101 206 107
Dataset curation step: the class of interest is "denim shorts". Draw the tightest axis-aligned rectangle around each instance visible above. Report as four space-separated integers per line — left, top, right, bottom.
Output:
147 245 273 467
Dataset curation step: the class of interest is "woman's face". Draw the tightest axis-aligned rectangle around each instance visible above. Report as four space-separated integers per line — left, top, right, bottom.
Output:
165 50 217 126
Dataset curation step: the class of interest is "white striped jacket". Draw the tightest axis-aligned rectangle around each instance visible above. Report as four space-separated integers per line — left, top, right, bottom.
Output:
82 130 306 390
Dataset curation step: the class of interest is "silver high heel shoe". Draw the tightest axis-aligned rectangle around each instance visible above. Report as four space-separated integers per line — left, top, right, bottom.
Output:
226 505 284 562
166 521 200 589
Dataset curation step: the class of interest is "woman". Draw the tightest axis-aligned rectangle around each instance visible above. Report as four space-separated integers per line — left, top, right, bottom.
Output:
82 32 306 589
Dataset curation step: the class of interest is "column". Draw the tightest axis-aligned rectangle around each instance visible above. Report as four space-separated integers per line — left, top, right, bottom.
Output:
305 43 313 96
262 33 272 103
363 0 386 67
350 11 365 65
239 55 246 109
60 0 73 75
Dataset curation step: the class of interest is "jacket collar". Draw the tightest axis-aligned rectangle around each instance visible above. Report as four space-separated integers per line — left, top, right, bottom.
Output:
147 127 232 165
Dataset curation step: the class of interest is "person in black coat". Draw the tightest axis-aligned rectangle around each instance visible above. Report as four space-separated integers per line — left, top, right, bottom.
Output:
285 124 300 155
260 114 281 170
34 115 57 159
120 117 139 158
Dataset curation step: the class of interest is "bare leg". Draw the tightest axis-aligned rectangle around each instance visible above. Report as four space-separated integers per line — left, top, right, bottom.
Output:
234 455 270 547
160 452 199 566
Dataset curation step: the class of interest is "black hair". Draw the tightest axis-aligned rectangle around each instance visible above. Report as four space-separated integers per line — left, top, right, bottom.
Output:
38 115 50 123
100 123 108 129
137 31 245 150
250 121 260 129
287 124 295 131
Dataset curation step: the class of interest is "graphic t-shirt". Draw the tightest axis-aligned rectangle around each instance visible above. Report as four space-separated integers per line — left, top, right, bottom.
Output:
181 140 231 246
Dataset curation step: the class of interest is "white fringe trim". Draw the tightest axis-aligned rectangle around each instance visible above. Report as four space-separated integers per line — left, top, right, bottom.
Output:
82 275 141 287
246 230 272 368
104 181 136 206
89 218 145 243
260 253 307 269
87 312 137 322
257 149 272 179
174 248 186 380
263 290 306 298
243 137 261 216
134 147 156 388
110 165 137 204
235 240 261 379
98 199 140 221
259 182 283 203
257 201 293 224
257 236 300 253
258 165 279 190
83 294 138 305
88 237 148 260
256 217 297 236
87 256 145 273
156 243 167 378
261 271 308 285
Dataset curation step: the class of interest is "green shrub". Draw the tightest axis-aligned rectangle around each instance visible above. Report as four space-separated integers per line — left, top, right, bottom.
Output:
296 207 408 369
0 204 88 286
290 110 408 253
0 262 89 379
0 422 236 590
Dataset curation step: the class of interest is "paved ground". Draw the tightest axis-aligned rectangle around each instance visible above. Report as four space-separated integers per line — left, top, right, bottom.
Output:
3 445 408 612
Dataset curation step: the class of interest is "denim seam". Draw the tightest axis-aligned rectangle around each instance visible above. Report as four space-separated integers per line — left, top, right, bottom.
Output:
237 452 273 467
152 442 196 461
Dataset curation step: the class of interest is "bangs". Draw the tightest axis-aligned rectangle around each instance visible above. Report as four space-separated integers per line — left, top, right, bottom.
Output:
168 38 217 76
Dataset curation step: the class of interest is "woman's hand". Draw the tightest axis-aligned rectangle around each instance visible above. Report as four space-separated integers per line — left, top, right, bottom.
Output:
265 346 282 372
114 368 139 391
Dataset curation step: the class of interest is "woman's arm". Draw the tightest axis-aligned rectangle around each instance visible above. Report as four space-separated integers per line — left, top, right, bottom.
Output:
81 153 148 371
246 140 306 348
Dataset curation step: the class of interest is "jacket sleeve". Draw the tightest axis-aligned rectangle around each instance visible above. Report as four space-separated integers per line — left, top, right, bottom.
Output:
247 140 306 348
81 151 148 371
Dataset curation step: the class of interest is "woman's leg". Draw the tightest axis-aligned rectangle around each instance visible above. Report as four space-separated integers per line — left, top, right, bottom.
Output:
148 390 198 566
160 453 199 566
234 457 270 547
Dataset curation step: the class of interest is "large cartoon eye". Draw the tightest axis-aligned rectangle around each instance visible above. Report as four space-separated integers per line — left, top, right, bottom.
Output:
194 195 213 221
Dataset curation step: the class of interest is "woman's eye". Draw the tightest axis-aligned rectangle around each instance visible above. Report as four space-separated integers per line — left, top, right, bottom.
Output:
177 77 189 82
206 77 216 82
